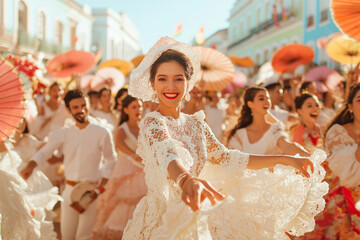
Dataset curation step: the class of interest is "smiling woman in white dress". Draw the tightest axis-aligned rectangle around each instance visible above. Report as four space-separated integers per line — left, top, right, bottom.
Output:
228 86 309 156
122 37 328 240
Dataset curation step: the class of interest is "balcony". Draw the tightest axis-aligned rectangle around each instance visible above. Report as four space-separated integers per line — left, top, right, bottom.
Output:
229 13 293 49
17 31 63 55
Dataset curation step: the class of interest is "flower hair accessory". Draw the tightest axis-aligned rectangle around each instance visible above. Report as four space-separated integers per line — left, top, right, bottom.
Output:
129 36 201 103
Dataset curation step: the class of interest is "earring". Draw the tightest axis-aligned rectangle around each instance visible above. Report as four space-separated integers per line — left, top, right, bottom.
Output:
152 92 158 102
185 92 191 101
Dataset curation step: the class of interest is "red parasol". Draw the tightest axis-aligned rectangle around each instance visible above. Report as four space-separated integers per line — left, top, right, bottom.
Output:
305 66 344 93
0 59 25 143
46 50 95 78
91 67 125 93
271 44 315 73
194 46 235 91
331 0 360 42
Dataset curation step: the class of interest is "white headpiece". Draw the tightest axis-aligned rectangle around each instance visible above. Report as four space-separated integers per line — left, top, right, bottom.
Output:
129 37 201 102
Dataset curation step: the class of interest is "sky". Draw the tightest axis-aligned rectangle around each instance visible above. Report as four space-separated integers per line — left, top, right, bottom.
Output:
75 0 236 52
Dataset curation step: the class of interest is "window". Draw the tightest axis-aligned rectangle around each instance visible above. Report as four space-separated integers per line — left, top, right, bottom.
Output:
256 8 261 26
18 1 27 32
265 2 270 21
54 20 63 45
247 15 251 34
264 49 269 62
255 53 260 65
36 11 46 40
320 0 329 23
307 0 316 28
70 20 77 50
240 22 244 37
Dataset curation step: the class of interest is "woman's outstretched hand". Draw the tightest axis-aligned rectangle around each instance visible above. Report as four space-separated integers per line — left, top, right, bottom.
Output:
180 177 225 212
285 156 314 178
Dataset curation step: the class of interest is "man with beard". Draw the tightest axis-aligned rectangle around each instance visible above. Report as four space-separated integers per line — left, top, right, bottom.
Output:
21 89 117 240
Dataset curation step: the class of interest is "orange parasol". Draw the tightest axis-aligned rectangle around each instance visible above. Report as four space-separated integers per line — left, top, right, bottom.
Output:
230 56 254 68
91 67 125 93
271 44 314 74
98 59 133 76
46 50 96 78
0 58 25 143
193 46 235 91
131 55 145 68
326 35 360 64
331 0 360 42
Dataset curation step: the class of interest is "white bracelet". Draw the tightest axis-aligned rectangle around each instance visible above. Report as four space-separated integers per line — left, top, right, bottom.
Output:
176 172 190 188
94 188 101 195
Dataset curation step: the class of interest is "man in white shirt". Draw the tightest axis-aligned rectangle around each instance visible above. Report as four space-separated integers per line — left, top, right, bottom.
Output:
21 89 117 240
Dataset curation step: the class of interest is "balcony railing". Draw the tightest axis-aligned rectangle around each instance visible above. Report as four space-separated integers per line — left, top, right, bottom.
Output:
229 12 293 49
17 31 63 55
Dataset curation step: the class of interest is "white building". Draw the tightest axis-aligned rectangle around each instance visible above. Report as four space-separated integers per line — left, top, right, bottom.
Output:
92 9 142 61
0 0 93 59
204 28 228 55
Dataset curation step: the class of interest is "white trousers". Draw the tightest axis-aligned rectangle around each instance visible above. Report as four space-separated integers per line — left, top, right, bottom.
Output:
60 184 97 240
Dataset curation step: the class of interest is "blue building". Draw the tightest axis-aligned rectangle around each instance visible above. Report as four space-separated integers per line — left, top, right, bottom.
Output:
303 0 340 68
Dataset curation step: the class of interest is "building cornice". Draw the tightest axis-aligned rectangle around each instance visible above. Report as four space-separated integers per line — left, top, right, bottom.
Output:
61 0 93 20
228 0 254 22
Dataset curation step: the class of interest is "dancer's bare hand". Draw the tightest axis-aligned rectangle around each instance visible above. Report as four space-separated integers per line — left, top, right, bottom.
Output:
285 156 314 178
20 160 38 180
181 177 225 212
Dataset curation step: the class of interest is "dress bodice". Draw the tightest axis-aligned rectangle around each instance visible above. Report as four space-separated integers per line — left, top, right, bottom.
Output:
119 123 137 153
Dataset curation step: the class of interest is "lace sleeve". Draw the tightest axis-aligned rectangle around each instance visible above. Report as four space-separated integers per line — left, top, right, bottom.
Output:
325 124 360 188
138 115 194 172
202 120 249 173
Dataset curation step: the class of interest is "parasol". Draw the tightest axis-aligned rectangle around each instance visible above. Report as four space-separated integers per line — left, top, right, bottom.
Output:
271 44 315 73
256 62 275 85
305 66 344 93
131 55 145 68
0 58 25 143
193 46 235 91
79 75 95 91
230 56 254 68
331 0 360 42
232 71 247 88
326 35 360 64
91 67 125 93
317 32 341 49
46 50 95 78
98 59 133 76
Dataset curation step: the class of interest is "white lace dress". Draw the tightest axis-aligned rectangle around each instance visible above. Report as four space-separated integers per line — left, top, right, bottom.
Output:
123 111 328 240
0 149 61 240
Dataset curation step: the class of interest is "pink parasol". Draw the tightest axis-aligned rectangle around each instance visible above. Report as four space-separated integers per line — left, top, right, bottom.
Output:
305 66 344 93
46 50 95 78
232 71 247 88
0 58 25 143
79 75 95 91
91 67 125 93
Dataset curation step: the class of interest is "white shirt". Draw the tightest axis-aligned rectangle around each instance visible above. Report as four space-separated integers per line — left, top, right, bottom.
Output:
33 122 117 182
204 105 225 141
92 109 118 131
269 105 290 124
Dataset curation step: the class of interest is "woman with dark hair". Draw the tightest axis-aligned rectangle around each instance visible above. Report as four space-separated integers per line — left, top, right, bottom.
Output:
298 83 360 239
122 37 328 240
114 87 128 111
92 88 118 131
93 95 146 239
291 93 323 151
228 87 308 156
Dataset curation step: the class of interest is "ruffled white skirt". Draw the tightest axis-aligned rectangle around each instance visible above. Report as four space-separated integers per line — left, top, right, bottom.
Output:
0 151 61 240
124 149 328 240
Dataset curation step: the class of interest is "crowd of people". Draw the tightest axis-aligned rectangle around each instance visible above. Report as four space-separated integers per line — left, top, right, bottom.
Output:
1 36 360 240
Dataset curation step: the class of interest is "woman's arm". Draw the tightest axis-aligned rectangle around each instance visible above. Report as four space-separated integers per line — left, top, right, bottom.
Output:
247 154 313 177
277 137 310 157
115 128 137 159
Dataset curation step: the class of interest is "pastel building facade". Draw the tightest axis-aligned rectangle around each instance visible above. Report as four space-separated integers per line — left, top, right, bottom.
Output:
0 0 93 59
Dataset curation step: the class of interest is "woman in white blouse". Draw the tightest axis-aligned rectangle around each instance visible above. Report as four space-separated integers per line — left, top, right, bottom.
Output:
301 83 360 239
228 86 308 156
92 88 119 131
